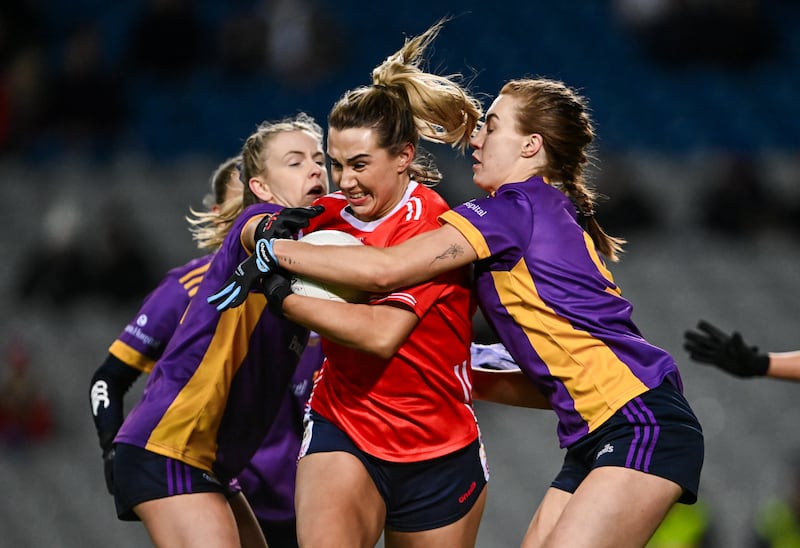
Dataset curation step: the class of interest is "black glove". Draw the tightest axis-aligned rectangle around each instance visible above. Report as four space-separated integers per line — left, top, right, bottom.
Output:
99 431 117 495
207 206 324 312
254 205 325 241
683 320 769 378
261 270 293 318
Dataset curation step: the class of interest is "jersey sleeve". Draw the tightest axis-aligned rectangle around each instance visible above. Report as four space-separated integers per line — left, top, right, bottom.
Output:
108 258 210 373
369 273 454 319
441 190 532 260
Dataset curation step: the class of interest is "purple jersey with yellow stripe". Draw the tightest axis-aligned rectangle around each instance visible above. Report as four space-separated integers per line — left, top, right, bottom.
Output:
441 176 682 448
108 255 212 374
115 203 310 482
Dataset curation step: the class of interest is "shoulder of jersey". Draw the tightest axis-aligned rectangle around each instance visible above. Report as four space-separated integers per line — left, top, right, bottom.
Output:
165 254 213 278
314 191 348 207
310 192 349 223
412 183 450 212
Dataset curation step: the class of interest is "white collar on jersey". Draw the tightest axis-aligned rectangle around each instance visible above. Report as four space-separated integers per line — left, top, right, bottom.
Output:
339 179 419 232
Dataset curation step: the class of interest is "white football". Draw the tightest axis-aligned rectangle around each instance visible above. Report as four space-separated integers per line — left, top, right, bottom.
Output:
290 230 368 303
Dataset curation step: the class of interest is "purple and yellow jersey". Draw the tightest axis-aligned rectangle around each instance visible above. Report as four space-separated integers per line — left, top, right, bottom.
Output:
236 333 323 522
441 176 682 448
108 255 212 374
115 203 310 481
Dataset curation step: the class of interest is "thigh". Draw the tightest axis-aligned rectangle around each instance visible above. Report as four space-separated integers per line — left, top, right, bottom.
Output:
296 451 386 548
521 487 572 548
384 486 488 548
135 491 247 548
540 467 681 548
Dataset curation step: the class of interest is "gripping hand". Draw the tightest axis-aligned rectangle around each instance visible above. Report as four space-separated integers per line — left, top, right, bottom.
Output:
260 270 293 318
207 206 323 312
683 319 769 377
208 238 278 311
255 205 324 240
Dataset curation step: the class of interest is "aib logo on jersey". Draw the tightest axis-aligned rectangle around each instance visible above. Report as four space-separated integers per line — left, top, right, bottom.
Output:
136 314 148 327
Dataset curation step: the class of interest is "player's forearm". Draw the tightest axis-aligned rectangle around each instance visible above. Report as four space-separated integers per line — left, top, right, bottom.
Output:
273 224 477 292
766 351 800 381
273 240 412 292
281 295 404 359
471 368 551 409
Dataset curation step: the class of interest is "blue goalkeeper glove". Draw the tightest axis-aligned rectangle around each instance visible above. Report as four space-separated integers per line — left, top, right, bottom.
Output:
207 206 323 311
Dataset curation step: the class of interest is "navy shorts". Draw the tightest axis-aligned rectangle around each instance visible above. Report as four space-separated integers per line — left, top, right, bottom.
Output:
551 381 704 504
113 443 234 521
301 411 489 532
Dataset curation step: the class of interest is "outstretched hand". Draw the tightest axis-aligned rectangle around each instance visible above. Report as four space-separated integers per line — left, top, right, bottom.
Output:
683 320 769 378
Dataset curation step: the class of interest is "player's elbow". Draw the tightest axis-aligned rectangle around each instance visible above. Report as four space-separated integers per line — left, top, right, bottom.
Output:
362 333 404 360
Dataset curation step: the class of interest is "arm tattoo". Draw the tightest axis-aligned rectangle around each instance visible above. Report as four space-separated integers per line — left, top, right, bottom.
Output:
276 254 296 266
430 244 464 266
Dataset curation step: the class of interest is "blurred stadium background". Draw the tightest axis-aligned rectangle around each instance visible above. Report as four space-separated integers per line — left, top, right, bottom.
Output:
1 1 799 546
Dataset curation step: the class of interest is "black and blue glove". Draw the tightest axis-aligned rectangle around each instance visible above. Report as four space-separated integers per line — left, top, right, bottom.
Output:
208 238 279 311
207 206 323 311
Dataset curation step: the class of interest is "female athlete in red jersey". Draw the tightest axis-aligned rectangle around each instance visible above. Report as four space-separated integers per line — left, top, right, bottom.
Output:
212 19 490 548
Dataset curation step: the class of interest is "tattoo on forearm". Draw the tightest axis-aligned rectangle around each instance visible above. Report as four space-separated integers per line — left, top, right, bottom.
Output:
430 244 464 265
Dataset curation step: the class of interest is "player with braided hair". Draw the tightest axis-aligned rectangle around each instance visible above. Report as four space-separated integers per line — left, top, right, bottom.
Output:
250 76 704 547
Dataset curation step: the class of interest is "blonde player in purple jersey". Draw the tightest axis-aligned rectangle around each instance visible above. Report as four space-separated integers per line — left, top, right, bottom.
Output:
259 78 705 547
89 154 323 548
107 113 327 548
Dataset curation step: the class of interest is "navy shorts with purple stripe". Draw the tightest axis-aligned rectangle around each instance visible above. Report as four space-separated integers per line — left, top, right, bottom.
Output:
113 443 232 521
551 381 704 504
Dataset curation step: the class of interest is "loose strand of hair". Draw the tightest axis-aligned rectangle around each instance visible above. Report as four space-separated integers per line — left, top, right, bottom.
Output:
371 18 482 152
187 197 243 251
561 177 625 262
